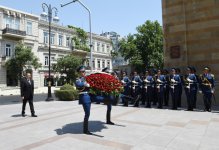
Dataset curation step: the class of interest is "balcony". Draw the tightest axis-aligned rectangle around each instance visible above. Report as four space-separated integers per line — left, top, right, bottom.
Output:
2 27 26 39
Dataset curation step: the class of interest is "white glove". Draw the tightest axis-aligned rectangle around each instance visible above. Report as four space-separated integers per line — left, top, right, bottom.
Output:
211 89 215 94
187 78 193 82
199 90 202 94
171 79 176 83
132 81 137 84
145 79 150 83
157 79 162 83
84 82 90 87
121 80 125 84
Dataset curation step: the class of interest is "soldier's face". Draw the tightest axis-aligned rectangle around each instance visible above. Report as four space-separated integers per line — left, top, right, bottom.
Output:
203 70 208 74
80 70 85 77
187 69 191 74
134 72 137 76
157 71 161 75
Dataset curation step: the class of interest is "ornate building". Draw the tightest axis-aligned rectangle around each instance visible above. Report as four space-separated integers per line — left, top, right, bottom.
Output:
162 0 219 78
0 5 113 87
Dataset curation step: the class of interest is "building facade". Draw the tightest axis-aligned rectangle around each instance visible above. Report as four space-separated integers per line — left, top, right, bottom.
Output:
162 0 219 78
0 5 113 88
101 31 131 76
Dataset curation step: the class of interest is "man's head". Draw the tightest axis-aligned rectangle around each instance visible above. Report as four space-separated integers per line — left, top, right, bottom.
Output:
77 66 86 77
145 70 149 76
122 71 127 77
26 72 32 80
133 71 138 76
157 69 162 75
171 68 176 75
203 66 210 74
186 66 192 74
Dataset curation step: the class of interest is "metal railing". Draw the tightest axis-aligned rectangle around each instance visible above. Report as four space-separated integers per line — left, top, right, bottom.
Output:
2 27 26 36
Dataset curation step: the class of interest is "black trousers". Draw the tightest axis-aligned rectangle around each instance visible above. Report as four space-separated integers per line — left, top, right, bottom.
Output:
22 98 35 115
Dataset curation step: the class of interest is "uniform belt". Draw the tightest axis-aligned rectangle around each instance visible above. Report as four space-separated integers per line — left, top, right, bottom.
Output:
79 91 88 95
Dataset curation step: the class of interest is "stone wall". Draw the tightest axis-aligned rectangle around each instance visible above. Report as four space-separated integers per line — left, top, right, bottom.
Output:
162 0 219 79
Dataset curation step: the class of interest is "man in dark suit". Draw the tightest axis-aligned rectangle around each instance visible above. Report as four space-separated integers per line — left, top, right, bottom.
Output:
20 72 37 117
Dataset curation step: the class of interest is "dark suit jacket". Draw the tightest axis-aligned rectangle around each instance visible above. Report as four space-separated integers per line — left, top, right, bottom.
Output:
20 77 34 100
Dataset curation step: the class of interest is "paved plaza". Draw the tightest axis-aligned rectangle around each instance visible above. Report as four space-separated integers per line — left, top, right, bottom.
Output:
0 94 219 150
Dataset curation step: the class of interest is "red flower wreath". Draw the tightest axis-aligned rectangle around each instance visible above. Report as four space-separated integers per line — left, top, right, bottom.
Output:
85 73 123 96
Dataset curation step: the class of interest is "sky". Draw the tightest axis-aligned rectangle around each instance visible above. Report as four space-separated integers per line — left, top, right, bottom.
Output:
0 0 162 37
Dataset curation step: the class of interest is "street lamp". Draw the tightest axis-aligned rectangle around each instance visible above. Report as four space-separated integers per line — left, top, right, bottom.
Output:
61 0 93 72
41 3 59 101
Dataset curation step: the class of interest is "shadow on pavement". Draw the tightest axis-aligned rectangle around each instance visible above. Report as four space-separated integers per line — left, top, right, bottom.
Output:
11 114 23 117
0 93 55 105
55 121 107 137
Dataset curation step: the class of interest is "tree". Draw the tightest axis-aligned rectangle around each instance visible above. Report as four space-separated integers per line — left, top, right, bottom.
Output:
5 43 41 80
68 25 89 52
53 54 83 84
119 20 163 72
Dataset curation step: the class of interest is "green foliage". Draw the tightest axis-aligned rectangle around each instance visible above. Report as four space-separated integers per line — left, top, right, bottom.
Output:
53 55 83 84
110 51 119 58
55 84 79 101
68 25 89 51
5 43 41 79
60 83 75 90
119 20 163 72
55 90 79 101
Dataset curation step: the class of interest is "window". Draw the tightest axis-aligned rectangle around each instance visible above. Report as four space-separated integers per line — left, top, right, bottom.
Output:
43 32 48 44
107 60 110 68
92 42 95 51
44 32 55 45
26 21 32 35
97 42 100 52
45 56 49 66
14 18 20 30
97 59 101 68
4 15 20 29
93 59 95 68
66 37 70 47
107 45 110 53
102 60 105 68
5 44 11 57
58 35 63 46
87 59 90 67
51 34 55 45
102 44 105 52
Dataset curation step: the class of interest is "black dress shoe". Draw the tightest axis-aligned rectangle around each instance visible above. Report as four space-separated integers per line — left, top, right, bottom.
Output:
31 114 38 117
106 121 115 125
22 114 25 117
84 131 92 135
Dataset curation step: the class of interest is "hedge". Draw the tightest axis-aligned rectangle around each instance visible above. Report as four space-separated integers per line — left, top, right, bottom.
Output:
54 84 78 101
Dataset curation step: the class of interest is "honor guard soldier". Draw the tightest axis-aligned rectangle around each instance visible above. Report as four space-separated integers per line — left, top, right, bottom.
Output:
132 71 143 107
163 69 170 106
155 69 166 109
199 67 215 112
184 67 198 111
152 69 158 106
103 67 115 125
143 70 154 108
175 68 183 107
191 67 199 108
170 68 182 110
121 71 131 106
75 66 92 135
